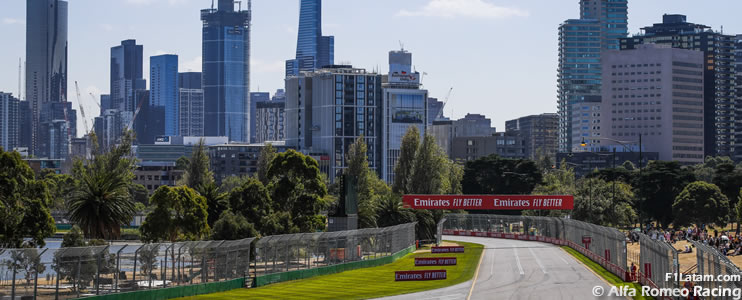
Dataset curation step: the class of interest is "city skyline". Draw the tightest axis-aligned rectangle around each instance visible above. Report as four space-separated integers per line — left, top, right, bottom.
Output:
3 0 742 137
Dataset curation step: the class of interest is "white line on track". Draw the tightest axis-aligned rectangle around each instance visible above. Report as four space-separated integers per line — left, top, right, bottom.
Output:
490 249 495 275
528 247 547 274
558 254 569 265
512 246 524 275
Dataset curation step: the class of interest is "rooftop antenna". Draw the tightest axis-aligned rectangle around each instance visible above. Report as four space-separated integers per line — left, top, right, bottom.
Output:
399 40 404 51
235 0 241 11
211 0 214 9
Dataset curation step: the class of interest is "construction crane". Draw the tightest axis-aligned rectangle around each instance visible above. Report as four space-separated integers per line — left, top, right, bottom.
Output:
436 87 453 120
88 92 101 110
127 92 147 130
74 81 90 134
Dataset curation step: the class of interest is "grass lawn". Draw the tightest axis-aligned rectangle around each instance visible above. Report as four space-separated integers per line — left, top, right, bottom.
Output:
181 241 484 300
562 246 654 300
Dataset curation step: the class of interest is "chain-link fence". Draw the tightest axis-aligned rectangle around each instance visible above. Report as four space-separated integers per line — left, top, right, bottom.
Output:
0 238 253 299
0 222 417 299
691 240 742 300
254 223 416 277
439 214 627 279
637 233 679 293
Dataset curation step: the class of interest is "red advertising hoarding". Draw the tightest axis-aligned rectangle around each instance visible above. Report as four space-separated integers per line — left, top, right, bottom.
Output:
431 246 465 254
395 270 447 281
414 257 458 266
402 195 573 210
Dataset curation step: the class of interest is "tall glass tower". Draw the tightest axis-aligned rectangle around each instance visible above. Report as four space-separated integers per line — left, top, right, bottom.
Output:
285 0 334 77
201 0 251 142
26 0 69 156
150 54 179 136
557 0 628 152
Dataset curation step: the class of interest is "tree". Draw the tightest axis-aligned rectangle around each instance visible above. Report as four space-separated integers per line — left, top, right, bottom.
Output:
634 161 695 227
375 194 415 228
673 181 729 228
393 126 420 194
525 161 576 217
42 172 77 211
211 210 259 240
409 134 452 194
621 161 636 171
587 167 633 184
140 186 210 242
130 183 149 204
735 189 742 229
5 248 46 292
257 143 277 185
344 136 384 228
572 178 636 227
67 131 137 240
62 225 86 248
267 150 328 233
227 177 273 234
462 154 542 195
692 156 734 183
179 139 214 189
199 182 228 228
0 148 56 248
712 162 742 215
175 155 190 170
218 175 249 194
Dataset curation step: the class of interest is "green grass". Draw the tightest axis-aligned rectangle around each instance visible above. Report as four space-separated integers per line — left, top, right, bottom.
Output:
181 241 484 300
562 246 654 300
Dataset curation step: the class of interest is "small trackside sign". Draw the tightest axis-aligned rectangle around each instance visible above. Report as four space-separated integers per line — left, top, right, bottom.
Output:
414 257 458 266
431 246 465 253
395 270 447 281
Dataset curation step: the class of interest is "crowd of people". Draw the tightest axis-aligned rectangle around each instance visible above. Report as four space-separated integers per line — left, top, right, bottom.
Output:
627 225 742 257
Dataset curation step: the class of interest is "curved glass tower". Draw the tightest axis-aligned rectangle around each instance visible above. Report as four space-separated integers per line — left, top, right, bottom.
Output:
286 0 334 77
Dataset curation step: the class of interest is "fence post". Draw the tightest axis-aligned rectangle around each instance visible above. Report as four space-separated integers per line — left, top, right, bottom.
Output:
11 259 16 300
33 248 48 300
133 247 139 287
76 255 82 298
115 245 127 293
96 246 109 295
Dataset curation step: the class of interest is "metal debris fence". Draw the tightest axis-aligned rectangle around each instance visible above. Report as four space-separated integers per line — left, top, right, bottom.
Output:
691 240 742 300
637 233 679 294
0 222 417 299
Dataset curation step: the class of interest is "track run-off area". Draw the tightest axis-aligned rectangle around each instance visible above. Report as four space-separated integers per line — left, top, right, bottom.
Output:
380 235 624 300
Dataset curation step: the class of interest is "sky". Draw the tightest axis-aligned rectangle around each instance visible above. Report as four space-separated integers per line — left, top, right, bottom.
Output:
2 0 742 137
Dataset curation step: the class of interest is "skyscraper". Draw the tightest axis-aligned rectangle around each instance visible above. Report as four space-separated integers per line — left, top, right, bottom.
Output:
150 54 179 136
620 15 736 159
285 0 334 77
178 72 204 137
0 93 20 151
249 92 270 143
505 113 559 160
111 40 145 113
557 0 628 152
382 49 427 183
201 0 251 142
26 0 69 156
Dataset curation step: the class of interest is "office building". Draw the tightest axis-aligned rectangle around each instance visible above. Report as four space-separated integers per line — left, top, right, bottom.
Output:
426 97 447 125
451 132 526 162
150 54 179 136
26 0 69 156
94 109 121 151
601 44 705 164
454 114 495 137
209 142 290 184
382 49 427 183
201 0 251 142
557 0 628 153
249 92 270 143
134 90 166 145
272 89 286 101
255 100 285 143
505 113 559 160
620 14 735 159
430 119 454 157
285 66 382 182
100 94 111 115
178 72 204 137
735 35 742 160
70 137 90 159
556 151 659 178
19 101 32 150
134 162 184 194
111 39 146 145
285 0 334 77
0 93 20 151
38 102 76 159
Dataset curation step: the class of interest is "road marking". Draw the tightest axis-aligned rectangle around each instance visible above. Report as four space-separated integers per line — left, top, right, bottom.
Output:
466 248 485 300
512 246 525 275
528 247 547 274
558 254 569 265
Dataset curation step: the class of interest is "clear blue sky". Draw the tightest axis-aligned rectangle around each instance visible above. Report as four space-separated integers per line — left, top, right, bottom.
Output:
1 0 742 136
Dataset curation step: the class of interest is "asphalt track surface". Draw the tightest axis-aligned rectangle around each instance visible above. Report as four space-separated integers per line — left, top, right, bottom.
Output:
378 235 625 300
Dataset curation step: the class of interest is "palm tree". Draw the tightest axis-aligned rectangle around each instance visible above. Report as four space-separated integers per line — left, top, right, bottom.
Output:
67 131 137 240
375 194 415 228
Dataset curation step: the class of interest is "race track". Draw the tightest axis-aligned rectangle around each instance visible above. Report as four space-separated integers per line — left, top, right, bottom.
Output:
378 235 625 300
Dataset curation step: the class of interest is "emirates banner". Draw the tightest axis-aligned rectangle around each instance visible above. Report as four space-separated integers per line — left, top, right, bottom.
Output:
402 195 574 210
